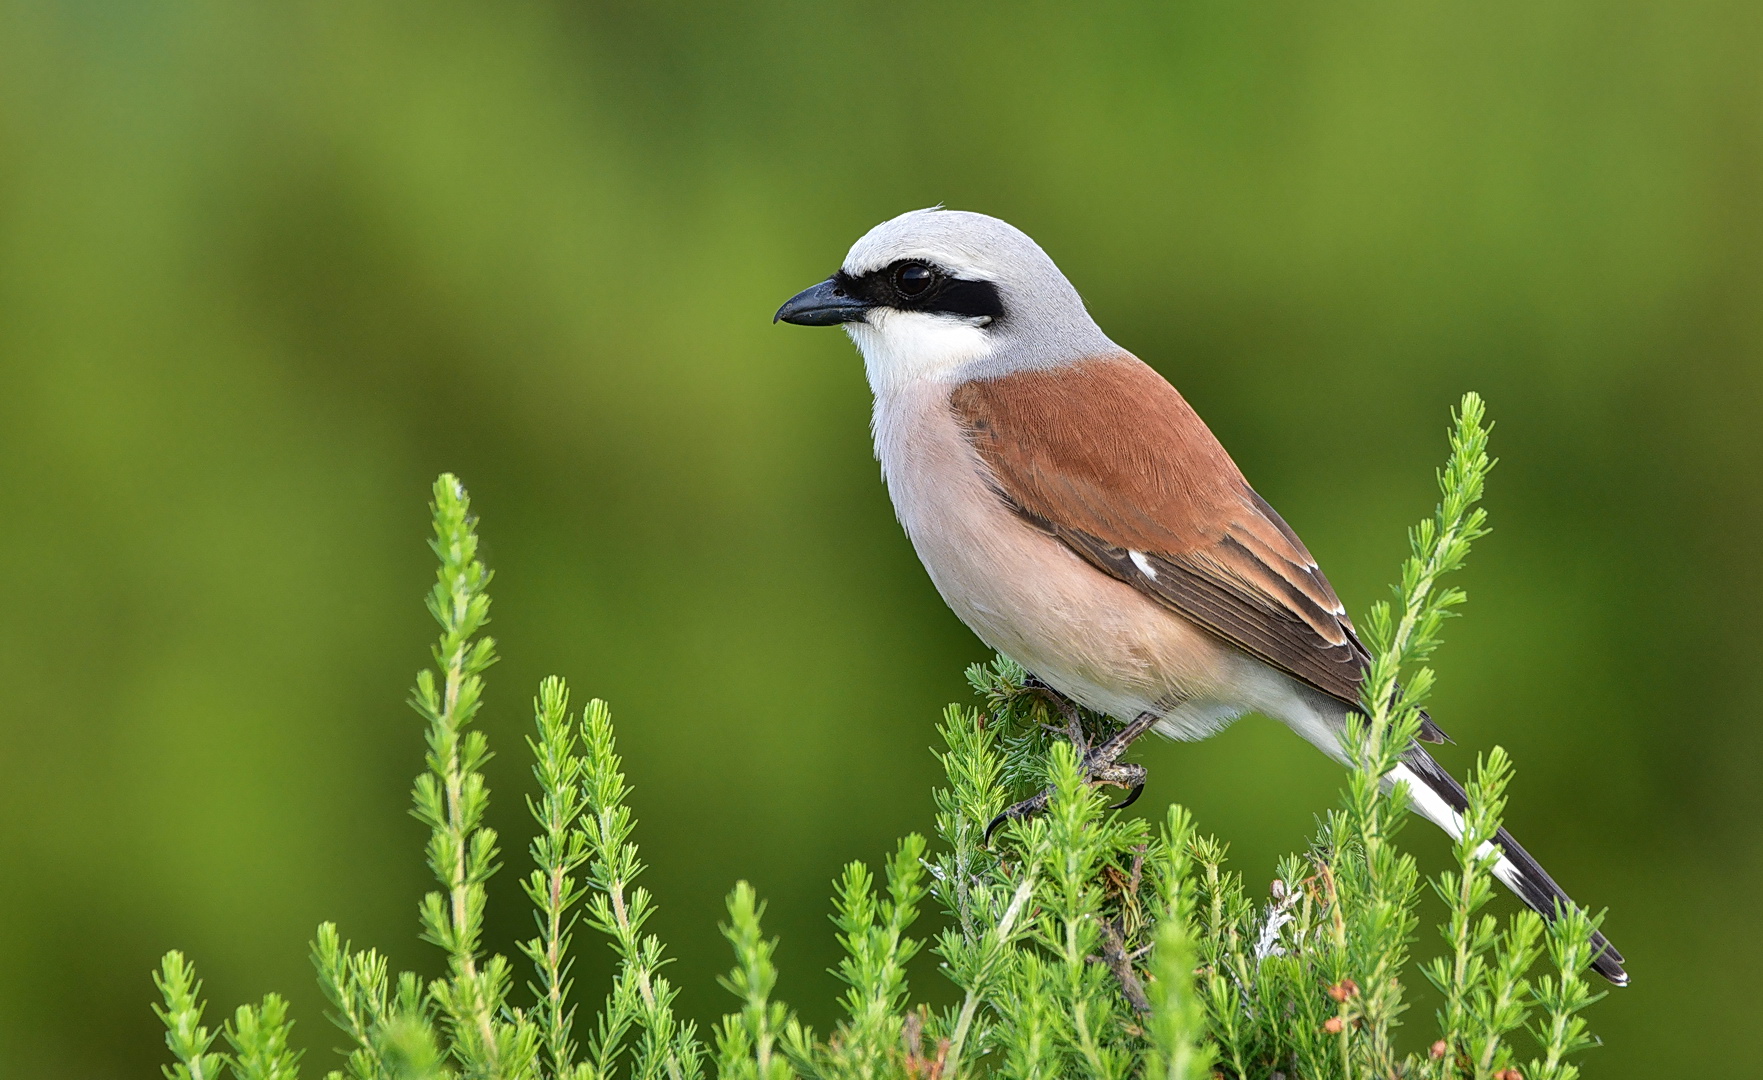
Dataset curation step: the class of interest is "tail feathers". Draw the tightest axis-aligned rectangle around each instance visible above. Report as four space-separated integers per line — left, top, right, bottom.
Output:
1393 749 1627 986
1416 706 1453 745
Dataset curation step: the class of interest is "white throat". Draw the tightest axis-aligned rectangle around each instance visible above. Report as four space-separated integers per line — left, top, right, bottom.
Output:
845 309 994 397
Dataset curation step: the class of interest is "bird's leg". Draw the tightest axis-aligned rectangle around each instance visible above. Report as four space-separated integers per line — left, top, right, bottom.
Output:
1022 674 1089 748
986 710 1161 843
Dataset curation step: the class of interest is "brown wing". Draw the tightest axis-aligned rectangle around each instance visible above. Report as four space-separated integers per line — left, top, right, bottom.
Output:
951 354 1443 741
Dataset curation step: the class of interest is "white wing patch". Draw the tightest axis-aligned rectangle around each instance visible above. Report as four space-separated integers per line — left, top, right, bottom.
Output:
1128 549 1158 580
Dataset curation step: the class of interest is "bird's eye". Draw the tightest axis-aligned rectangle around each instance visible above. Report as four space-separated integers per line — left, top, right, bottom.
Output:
894 263 934 297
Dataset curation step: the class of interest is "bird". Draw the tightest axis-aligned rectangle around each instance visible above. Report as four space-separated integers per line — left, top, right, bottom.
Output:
773 206 1626 986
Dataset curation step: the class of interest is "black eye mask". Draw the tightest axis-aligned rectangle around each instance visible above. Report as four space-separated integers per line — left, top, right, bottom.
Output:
835 261 1005 321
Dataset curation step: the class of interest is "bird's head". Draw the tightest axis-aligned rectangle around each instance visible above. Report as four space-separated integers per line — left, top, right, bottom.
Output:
775 208 1118 394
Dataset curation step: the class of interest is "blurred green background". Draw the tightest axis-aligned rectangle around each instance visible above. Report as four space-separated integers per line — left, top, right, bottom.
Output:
2 0 1758 1073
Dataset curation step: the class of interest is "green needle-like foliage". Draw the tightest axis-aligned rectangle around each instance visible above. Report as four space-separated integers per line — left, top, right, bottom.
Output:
1143 807 1211 1080
226 994 305 1080
520 677 593 1079
411 475 528 1077
572 692 703 1080
154 397 1612 1080
714 884 793 1080
155 952 227 1080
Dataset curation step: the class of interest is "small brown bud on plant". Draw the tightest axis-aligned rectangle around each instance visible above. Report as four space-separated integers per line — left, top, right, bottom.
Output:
1326 979 1359 1002
1429 1040 1449 1059
1323 1016 1345 1034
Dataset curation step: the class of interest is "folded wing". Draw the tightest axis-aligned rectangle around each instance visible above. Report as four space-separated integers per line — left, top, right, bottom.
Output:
950 353 1446 742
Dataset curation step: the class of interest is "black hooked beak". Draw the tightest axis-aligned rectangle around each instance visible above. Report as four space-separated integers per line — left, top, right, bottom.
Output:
774 277 871 326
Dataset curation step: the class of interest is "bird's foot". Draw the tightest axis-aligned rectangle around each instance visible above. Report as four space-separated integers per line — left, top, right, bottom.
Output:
984 711 1159 844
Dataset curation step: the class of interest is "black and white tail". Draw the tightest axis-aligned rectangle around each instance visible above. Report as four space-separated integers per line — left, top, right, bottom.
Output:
1391 748 1627 986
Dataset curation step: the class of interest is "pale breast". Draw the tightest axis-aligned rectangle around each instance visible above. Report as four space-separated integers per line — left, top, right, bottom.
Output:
870 379 1249 726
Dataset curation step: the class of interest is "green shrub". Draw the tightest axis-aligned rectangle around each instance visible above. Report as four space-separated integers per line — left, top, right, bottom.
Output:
154 394 1607 1080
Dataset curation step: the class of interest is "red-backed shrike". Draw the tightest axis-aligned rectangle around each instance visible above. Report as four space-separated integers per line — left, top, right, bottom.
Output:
775 208 1624 984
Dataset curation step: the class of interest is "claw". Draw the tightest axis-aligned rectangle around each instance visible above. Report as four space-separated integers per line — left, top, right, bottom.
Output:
1109 782 1145 811
984 789 1051 845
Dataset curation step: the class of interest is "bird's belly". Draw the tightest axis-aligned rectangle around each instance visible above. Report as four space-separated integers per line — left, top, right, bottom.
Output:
918 509 1237 725
874 381 1246 731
